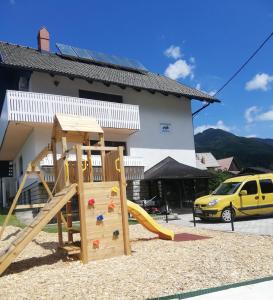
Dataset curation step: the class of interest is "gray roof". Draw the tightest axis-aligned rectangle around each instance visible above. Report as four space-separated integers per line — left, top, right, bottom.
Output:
0 42 219 102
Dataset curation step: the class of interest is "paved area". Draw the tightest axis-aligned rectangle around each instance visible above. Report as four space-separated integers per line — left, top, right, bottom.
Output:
160 213 273 236
187 279 273 300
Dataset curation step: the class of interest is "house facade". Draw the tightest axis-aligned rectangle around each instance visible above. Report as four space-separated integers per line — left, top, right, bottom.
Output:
0 28 218 208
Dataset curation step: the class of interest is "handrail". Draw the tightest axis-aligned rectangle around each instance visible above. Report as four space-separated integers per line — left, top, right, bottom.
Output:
80 146 119 151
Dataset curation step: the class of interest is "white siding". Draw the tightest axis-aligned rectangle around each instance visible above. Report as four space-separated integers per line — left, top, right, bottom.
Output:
29 72 196 170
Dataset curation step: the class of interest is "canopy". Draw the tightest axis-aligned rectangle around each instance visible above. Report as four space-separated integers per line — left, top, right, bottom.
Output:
144 157 212 180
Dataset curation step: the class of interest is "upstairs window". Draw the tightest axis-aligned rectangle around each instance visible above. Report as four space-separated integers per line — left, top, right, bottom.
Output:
259 179 273 194
79 90 123 103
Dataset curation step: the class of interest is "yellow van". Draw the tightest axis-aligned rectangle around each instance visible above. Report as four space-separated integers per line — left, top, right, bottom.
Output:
194 173 273 222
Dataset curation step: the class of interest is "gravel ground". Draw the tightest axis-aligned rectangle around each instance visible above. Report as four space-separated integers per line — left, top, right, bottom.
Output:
0 224 273 299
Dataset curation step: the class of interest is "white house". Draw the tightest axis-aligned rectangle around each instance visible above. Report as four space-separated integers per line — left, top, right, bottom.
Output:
0 28 218 208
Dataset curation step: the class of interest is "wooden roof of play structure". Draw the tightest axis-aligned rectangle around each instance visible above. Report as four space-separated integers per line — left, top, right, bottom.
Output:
53 114 104 141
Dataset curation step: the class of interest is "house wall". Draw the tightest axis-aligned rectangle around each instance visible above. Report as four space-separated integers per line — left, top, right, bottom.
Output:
29 72 196 170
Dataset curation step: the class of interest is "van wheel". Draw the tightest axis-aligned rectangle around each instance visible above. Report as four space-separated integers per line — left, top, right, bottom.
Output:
221 208 235 223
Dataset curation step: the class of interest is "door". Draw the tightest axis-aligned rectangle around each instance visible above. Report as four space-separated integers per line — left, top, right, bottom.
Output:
239 180 259 215
258 178 273 214
163 180 181 210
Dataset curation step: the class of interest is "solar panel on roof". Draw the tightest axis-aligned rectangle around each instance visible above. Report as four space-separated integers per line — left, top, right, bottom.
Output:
72 47 92 60
56 43 147 72
56 43 77 57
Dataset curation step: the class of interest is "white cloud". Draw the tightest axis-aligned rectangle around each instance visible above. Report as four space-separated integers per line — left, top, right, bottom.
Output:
195 83 216 96
244 106 259 123
164 45 182 59
245 73 273 91
245 134 257 138
256 107 273 121
194 120 231 134
244 105 273 123
164 59 194 80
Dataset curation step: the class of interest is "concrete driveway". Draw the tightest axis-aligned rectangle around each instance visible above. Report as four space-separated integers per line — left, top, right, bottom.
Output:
162 213 273 236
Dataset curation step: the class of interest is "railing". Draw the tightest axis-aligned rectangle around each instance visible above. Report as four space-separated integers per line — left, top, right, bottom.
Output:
40 154 144 167
2 90 140 129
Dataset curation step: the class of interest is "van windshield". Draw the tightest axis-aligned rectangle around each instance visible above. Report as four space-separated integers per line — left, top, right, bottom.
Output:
212 182 242 195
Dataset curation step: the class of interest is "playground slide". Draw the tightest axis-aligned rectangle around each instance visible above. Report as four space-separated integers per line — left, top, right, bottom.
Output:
127 200 174 240
0 184 77 276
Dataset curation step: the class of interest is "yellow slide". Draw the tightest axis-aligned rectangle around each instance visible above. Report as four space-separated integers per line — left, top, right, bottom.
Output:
127 200 174 240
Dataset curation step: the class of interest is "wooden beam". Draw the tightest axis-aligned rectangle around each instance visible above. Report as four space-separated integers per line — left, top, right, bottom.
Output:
84 134 93 182
15 203 45 209
52 137 63 246
118 147 131 255
76 144 88 263
31 145 52 171
99 133 106 181
81 146 118 151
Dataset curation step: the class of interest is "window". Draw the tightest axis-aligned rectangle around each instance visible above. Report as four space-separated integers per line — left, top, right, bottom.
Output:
79 90 123 103
241 180 258 195
259 179 273 194
212 182 241 195
19 155 23 176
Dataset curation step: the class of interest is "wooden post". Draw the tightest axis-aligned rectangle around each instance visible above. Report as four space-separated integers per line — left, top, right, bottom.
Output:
76 144 88 263
84 134 93 182
52 137 63 246
0 166 30 239
118 146 131 255
61 136 73 242
99 133 106 181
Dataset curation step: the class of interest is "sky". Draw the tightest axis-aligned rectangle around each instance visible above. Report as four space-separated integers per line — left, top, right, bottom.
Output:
1 0 273 138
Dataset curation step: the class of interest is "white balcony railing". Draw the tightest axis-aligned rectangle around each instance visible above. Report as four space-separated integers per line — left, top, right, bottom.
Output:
0 90 140 146
40 154 144 167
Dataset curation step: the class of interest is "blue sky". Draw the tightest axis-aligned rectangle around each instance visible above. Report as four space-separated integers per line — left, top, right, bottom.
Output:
1 0 273 138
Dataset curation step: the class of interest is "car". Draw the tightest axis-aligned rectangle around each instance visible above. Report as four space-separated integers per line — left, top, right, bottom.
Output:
194 173 273 222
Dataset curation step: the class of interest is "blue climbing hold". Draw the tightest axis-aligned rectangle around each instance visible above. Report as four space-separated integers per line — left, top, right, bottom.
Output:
97 214 104 221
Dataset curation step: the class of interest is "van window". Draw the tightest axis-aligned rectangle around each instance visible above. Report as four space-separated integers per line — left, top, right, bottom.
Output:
259 179 273 194
241 180 257 195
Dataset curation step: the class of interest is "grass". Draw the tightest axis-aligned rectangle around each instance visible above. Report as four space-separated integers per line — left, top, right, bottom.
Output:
0 211 139 234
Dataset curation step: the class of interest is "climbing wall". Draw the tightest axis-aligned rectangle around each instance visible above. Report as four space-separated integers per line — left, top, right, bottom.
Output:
83 181 125 261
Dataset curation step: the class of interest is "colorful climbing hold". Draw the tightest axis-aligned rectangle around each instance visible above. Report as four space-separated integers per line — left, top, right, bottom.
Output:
113 230 119 237
111 186 119 194
108 200 115 210
93 239 100 248
97 214 104 221
88 198 95 206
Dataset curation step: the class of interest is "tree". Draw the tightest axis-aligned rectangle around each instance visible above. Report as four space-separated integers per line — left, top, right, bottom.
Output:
208 171 232 192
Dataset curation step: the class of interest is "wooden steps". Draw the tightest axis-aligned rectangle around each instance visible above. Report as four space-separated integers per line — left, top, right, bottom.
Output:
60 242 81 255
0 184 77 276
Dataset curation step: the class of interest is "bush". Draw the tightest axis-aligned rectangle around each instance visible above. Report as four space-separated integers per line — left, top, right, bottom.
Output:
208 171 232 193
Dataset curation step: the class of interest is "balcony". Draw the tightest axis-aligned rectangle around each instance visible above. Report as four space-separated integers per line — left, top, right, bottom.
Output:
0 90 140 160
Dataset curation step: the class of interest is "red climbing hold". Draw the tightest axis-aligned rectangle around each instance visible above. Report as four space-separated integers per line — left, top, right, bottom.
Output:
93 239 100 248
108 200 115 210
88 198 95 206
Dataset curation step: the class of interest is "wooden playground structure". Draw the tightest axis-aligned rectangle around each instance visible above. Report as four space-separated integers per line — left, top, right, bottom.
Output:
0 114 174 276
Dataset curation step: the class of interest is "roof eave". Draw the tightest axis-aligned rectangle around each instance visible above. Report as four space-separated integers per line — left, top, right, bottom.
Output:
0 63 220 103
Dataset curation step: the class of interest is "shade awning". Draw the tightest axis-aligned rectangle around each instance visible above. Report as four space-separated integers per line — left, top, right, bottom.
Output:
144 157 213 180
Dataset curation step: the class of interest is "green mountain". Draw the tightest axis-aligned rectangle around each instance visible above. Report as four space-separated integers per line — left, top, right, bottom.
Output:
194 129 273 169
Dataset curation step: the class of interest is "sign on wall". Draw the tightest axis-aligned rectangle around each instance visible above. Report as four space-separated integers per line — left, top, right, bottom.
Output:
160 123 172 134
